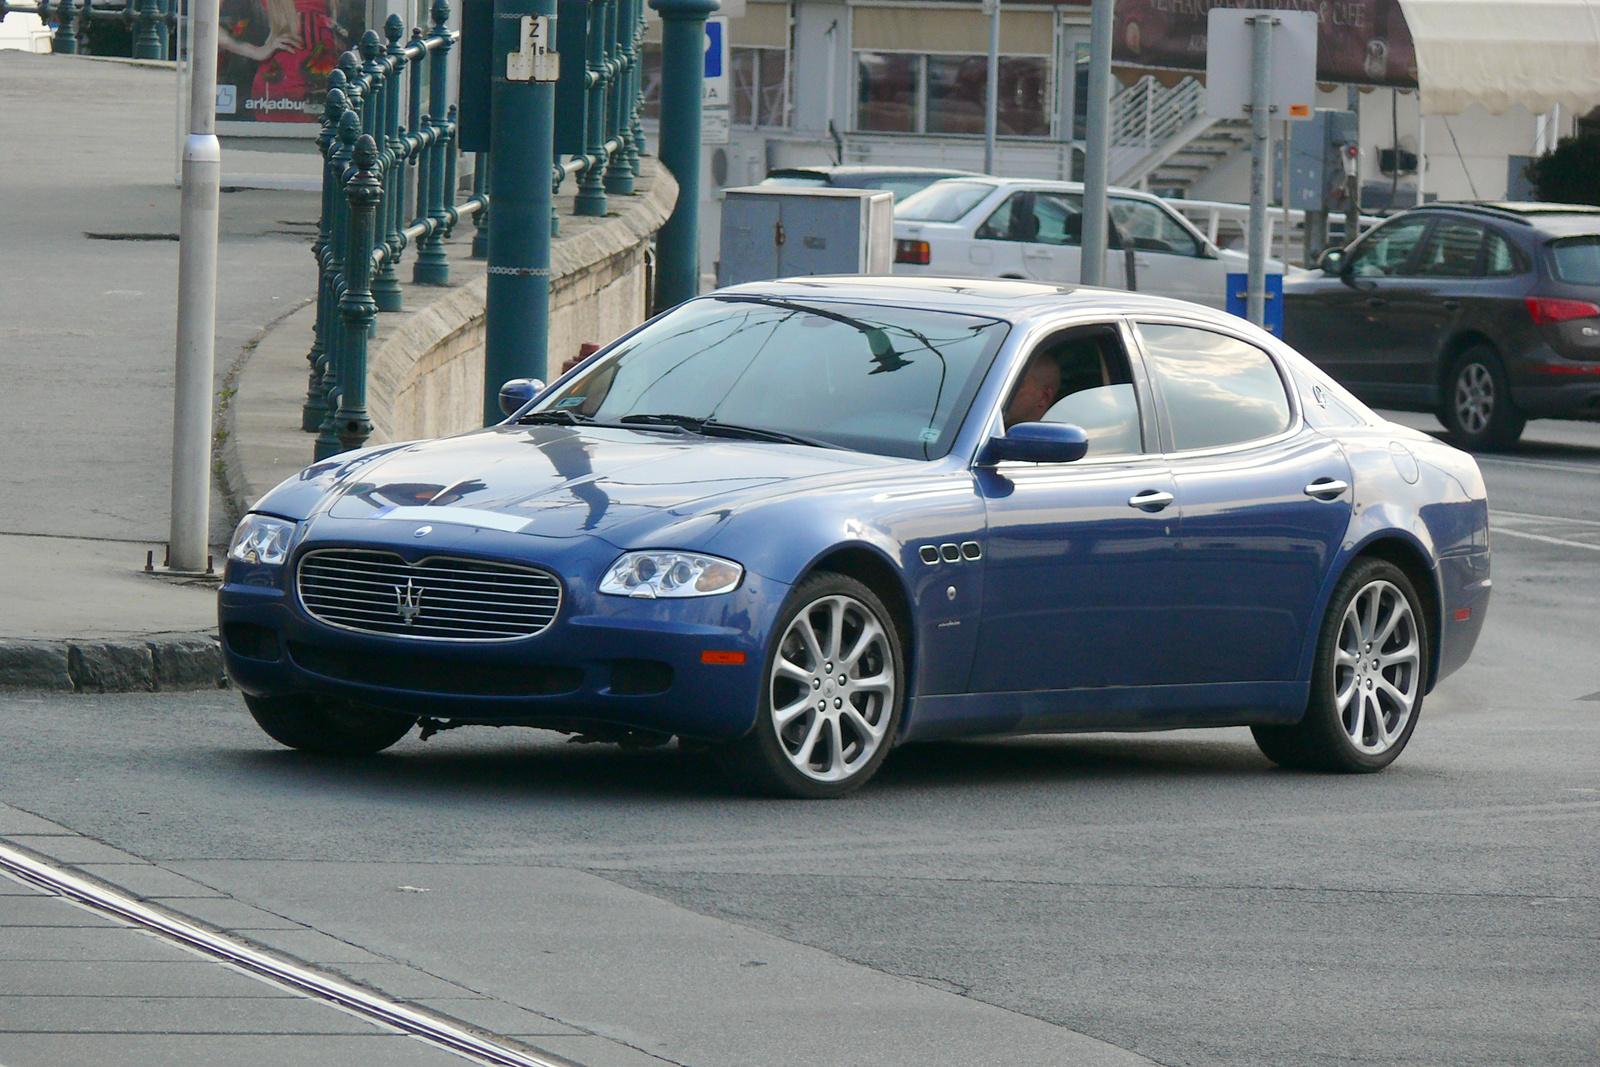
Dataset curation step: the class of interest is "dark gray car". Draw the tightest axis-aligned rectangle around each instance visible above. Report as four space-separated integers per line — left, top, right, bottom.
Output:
1283 202 1600 449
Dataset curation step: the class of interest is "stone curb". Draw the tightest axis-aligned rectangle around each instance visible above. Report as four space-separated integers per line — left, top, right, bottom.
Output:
0 633 226 693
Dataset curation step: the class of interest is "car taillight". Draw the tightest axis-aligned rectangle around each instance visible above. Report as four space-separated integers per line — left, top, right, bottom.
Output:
1526 297 1600 325
894 239 930 265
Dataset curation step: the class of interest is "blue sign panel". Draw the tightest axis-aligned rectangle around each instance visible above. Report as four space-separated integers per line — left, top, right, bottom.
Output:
704 19 723 78
1225 273 1284 337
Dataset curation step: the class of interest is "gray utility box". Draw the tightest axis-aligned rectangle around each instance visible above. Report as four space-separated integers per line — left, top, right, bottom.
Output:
718 186 894 287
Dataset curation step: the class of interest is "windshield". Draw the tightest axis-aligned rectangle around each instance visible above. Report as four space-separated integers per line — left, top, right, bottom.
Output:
895 180 996 222
1548 235 1600 285
529 297 1010 460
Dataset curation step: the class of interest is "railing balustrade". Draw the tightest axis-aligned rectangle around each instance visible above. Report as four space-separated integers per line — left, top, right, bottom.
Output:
1 0 178 58
307 0 646 459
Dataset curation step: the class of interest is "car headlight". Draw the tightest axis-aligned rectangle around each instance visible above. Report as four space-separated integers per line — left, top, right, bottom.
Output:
599 551 743 599
227 514 296 566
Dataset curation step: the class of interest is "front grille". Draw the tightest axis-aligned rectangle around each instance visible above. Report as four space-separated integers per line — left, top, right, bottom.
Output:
296 549 561 641
287 642 583 696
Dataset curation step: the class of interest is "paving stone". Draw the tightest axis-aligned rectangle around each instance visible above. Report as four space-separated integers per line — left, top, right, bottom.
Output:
76 864 226 900
150 636 224 691
0 643 72 691
0 1033 475 1067
0 995 380 1035
0 959 290 999
325 963 479 1000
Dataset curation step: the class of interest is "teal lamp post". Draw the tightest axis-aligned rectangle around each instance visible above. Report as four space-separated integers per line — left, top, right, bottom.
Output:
648 0 716 309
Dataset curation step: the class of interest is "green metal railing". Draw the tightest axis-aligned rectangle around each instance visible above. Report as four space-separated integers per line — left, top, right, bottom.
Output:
1 0 178 59
308 0 649 459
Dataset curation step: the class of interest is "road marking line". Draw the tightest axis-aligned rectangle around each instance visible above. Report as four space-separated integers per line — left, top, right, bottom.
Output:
0 841 567 1067
1490 508 1600 528
1491 527 1600 552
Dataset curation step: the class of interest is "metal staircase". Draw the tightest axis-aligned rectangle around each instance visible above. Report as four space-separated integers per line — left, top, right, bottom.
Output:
1108 76 1249 196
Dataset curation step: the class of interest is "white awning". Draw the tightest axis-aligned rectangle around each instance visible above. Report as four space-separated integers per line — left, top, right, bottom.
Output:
1400 0 1600 115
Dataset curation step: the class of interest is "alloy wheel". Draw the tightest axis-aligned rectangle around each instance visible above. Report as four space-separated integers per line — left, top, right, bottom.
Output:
1453 362 1495 436
768 594 896 783
1334 579 1421 755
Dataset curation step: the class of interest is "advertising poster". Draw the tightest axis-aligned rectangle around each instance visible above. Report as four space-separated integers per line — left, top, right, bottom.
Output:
215 0 367 125
1112 0 1418 88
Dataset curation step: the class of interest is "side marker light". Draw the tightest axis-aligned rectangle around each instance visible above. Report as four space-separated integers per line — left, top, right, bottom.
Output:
1454 608 1471 621
702 650 747 665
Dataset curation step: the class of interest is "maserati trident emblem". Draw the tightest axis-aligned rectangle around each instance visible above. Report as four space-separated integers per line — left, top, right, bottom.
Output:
395 578 424 625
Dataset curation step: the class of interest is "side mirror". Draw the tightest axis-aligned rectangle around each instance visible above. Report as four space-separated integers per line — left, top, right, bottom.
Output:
498 378 546 416
977 422 1089 465
1317 248 1346 275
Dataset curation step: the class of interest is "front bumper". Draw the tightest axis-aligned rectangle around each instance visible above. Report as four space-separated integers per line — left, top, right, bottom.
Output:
218 534 785 743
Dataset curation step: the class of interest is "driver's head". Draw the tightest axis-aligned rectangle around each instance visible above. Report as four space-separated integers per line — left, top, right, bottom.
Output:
1005 353 1060 428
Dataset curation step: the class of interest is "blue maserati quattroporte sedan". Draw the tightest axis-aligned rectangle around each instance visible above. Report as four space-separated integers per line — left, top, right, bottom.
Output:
219 278 1491 797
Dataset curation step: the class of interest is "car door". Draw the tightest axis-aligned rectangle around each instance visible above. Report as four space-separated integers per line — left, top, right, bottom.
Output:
966 191 1039 279
1131 320 1353 686
1286 216 1432 395
1407 216 1494 402
983 188 1125 288
970 321 1175 693
1110 196 1225 308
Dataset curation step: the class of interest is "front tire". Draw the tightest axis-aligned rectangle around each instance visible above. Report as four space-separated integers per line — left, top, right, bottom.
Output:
716 574 905 798
1441 346 1523 450
1253 558 1428 773
244 693 415 756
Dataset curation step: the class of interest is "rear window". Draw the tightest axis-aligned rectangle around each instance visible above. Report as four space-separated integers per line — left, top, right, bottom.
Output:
1548 236 1600 285
895 181 995 222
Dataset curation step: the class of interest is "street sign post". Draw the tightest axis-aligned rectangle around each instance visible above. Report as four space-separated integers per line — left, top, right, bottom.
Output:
1206 8 1315 327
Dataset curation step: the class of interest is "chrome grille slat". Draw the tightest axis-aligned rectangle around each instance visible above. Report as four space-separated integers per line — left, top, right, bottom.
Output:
296 549 561 641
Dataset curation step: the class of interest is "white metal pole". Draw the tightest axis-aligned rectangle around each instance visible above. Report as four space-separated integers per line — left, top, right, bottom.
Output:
168 0 222 573
1245 13 1275 327
1416 114 1426 203
983 0 999 174
1079 0 1113 286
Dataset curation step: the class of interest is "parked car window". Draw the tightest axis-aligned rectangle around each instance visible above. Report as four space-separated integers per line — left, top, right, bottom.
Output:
1136 324 1292 451
1348 219 1429 277
1007 328 1143 456
1110 199 1202 257
976 191 1086 246
1484 231 1526 277
1416 219 1487 277
976 192 1034 242
536 298 1010 461
895 180 995 223
1547 235 1600 284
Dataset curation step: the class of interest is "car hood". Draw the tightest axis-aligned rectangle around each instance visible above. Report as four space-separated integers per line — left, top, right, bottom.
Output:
313 424 901 543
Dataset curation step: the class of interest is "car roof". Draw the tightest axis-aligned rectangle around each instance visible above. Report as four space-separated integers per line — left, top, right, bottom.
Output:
1408 201 1600 235
710 275 1246 327
767 165 983 179
920 176 1160 200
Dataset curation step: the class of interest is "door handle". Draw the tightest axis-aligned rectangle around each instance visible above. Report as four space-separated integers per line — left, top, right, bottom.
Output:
1304 478 1349 500
1129 489 1175 511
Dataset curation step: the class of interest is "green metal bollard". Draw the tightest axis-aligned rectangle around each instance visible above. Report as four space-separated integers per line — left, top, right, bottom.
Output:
304 79 346 432
50 0 77 53
335 135 382 453
649 0 715 309
413 0 455 285
443 106 461 236
372 17 406 312
315 109 362 462
627 1 644 179
604 0 634 195
133 0 163 59
573 0 609 216
483 0 557 424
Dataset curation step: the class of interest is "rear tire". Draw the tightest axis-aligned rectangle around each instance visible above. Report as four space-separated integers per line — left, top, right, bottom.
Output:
1253 558 1428 773
244 693 415 756
1440 346 1523 451
716 573 904 798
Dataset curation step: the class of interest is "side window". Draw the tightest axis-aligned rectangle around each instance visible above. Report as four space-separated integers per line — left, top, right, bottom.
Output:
1349 219 1430 277
1416 219 1487 278
1136 323 1292 451
1033 193 1086 247
1110 199 1202 257
1004 327 1142 457
1484 231 1527 276
976 192 1032 242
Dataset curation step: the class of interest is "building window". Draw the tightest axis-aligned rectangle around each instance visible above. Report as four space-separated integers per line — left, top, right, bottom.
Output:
731 46 788 127
857 52 1050 137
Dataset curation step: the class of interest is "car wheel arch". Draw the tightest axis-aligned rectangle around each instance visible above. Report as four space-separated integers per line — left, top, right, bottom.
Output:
1332 534 1442 694
1435 330 1500 395
801 545 917 739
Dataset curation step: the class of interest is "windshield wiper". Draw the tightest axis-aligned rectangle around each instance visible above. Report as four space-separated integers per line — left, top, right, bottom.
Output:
619 413 833 449
518 409 587 425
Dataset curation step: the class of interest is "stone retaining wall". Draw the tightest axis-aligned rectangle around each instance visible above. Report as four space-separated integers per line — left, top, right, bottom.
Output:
367 158 676 443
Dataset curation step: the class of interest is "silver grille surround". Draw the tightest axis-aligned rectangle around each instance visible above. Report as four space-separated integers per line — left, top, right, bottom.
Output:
295 549 562 642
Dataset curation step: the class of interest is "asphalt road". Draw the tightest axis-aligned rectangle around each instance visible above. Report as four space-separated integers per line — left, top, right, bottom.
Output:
1 417 1597 1067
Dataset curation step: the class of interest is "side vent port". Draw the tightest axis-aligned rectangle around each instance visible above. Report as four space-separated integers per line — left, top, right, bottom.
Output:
919 545 941 565
609 659 675 696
